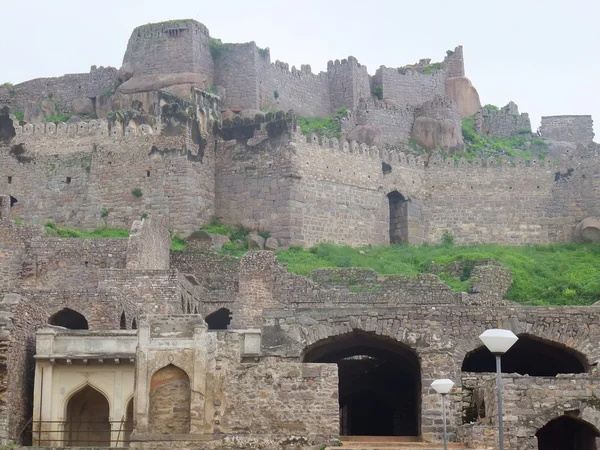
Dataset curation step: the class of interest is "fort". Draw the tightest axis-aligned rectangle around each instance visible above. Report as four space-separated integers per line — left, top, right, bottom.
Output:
0 18 599 450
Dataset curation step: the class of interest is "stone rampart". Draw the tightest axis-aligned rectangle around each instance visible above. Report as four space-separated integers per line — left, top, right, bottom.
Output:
214 42 260 111
374 65 447 108
327 56 371 110
0 66 117 116
540 115 594 144
477 101 532 138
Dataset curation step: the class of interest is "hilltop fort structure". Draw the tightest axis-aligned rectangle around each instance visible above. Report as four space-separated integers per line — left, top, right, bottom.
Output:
0 18 599 450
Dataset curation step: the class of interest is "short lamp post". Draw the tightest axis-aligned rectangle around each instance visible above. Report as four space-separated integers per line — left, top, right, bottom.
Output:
431 378 454 450
479 329 518 450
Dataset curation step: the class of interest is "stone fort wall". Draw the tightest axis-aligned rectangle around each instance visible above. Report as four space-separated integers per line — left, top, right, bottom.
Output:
540 115 595 144
1 118 215 234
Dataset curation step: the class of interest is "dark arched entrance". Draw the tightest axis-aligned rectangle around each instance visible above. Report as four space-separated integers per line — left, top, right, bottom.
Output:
205 308 232 330
387 191 408 244
462 334 588 376
303 331 421 437
537 416 599 450
66 385 111 446
49 308 89 330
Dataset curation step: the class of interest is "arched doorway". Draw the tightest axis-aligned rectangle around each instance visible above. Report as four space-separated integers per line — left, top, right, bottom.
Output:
49 308 89 330
462 334 588 376
205 308 232 330
149 364 190 434
303 331 421 437
120 312 127 330
65 385 111 446
387 191 408 244
537 416 599 450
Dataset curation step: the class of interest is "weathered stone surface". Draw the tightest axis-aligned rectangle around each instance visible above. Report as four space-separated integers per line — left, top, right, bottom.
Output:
39 99 56 116
118 73 207 94
445 76 481 118
412 116 462 151
346 124 381 145
575 217 600 242
23 101 44 123
264 237 278 250
185 231 230 250
247 234 265 250
118 62 135 83
71 97 95 115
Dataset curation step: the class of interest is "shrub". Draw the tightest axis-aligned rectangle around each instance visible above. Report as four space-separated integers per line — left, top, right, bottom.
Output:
1 82 13 87
131 188 143 198
44 113 73 123
12 217 24 226
441 231 455 246
101 208 109 218
273 90 279 99
373 86 383 100
171 233 185 250
140 212 148 220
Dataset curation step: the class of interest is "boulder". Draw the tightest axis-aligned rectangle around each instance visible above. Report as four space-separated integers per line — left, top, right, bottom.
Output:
23 101 44 123
247 234 266 250
445 76 481 118
411 116 464 152
185 230 230 250
575 217 600 242
265 237 279 250
118 72 207 94
118 62 135 83
346 125 382 146
72 97 95 115
67 115 84 124
40 99 56 116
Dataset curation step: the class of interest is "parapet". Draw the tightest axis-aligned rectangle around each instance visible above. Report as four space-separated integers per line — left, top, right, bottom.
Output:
13 118 157 140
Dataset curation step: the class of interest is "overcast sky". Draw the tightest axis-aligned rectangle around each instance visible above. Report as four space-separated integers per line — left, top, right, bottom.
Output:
3 0 598 135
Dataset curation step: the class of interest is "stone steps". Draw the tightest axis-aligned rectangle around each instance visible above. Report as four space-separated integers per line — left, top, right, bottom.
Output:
325 436 467 450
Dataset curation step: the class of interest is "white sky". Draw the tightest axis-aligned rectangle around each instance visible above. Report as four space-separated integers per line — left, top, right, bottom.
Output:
2 0 598 135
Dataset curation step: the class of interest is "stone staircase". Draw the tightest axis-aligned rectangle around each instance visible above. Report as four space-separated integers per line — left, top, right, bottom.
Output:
325 436 468 450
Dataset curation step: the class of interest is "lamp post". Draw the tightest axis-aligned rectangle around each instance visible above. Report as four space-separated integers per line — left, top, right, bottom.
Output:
479 329 518 450
431 378 454 450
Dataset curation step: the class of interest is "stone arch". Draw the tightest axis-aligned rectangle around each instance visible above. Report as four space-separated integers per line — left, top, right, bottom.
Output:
461 333 589 376
48 308 89 330
536 415 599 450
119 312 127 330
205 308 232 330
303 330 421 437
65 384 111 446
149 364 190 434
131 318 137 330
387 190 408 244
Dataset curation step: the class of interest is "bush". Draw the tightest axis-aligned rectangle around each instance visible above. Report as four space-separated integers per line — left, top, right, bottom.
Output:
441 231 455 246
131 188 143 198
101 208 109 218
140 212 148 220
373 86 383 100
45 222 129 238
171 233 185 250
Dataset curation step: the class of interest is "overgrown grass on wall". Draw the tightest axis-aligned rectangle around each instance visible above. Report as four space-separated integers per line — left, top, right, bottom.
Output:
297 108 348 139
458 117 549 162
45 221 130 238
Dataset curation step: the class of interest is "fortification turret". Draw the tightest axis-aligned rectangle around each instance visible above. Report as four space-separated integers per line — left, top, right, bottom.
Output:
119 20 215 96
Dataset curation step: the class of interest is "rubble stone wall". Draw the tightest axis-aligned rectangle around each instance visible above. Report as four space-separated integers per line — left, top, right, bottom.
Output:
541 115 595 144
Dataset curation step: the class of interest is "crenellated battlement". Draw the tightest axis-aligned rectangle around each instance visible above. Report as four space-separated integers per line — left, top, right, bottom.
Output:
12 118 158 139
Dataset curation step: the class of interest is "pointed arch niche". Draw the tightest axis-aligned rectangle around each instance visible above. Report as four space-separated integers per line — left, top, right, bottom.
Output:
49 308 88 330
537 415 599 450
65 385 111 446
148 364 190 434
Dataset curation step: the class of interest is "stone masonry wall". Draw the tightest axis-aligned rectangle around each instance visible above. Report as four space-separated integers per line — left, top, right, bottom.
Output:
327 57 371 111
478 102 532 138
540 115 595 144
125 217 171 271
214 43 260 111
0 66 117 116
122 20 214 82
1 119 215 234
375 66 447 108
258 57 331 117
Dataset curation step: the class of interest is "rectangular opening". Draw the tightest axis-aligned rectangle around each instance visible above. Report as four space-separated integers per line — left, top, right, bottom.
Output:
66 177 71 184
7 176 12 184
147 170 150 177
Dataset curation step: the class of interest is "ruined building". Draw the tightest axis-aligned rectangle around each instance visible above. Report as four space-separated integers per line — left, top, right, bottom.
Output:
0 18 599 450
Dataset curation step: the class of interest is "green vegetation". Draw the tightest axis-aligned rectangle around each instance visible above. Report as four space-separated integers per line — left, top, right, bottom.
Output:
373 86 383 100
446 49 455 57
1 82 13 87
200 241 600 306
422 62 443 75
484 104 499 110
12 111 24 121
101 208 110 218
140 212 148 220
273 90 279 99
204 86 218 95
297 108 348 139
45 221 129 238
171 233 186 250
131 188 143 198
457 117 549 162
257 46 270 57
209 38 233 59
103 85 116 97
12 217 24 226
44 113 73 123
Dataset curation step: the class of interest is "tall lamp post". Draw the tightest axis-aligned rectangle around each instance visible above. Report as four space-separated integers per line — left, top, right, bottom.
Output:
431 378 454 450
479 329 518 450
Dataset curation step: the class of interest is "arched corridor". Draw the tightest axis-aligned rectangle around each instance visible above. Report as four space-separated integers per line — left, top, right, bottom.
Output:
48 308 89 330
537 416 599 450
65 385 111 447
462 334 588 376
303 331 421 436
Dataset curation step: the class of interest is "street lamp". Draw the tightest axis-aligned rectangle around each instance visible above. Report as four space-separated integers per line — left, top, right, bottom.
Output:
431 378 454 450
479 329 518 450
